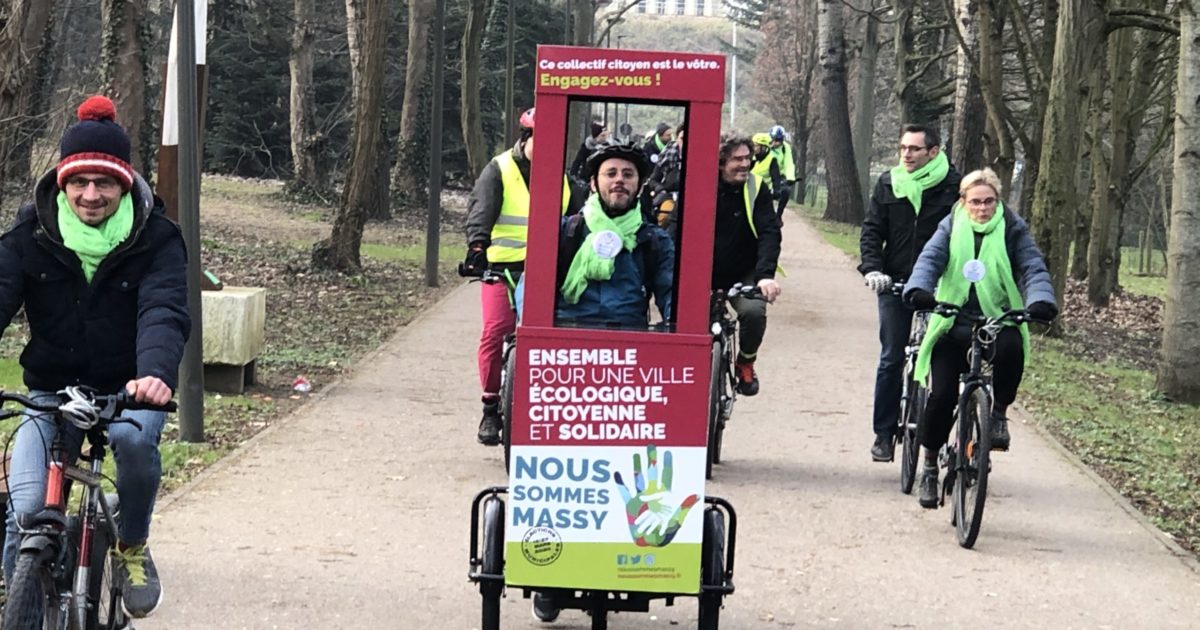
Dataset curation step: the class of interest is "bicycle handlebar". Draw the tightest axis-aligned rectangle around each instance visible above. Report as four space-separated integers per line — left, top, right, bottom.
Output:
714 283 764 302
0 389 178 421
931 304 1050 327
457 263 513 285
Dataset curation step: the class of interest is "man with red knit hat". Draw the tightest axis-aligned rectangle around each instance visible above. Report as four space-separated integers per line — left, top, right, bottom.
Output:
0 95 189 618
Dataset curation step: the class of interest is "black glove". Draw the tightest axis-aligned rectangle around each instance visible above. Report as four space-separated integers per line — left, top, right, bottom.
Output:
906 289 937 310
1026 301 1058 322
462 242 488 275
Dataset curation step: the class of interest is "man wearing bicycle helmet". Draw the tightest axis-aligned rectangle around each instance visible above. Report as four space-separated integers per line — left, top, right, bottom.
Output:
711 133 783 396
767 125 796 218
555 142 674 328
0 96 189 617
904 168 1056 508
750 132 784 200
464 107 583 446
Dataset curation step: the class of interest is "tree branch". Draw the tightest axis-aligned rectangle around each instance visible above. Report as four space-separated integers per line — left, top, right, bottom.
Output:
1105 13 1180 37
593 1 643 46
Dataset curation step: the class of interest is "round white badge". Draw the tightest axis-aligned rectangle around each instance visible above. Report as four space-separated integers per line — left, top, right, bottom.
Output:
592 230 623 259
962 259 987 283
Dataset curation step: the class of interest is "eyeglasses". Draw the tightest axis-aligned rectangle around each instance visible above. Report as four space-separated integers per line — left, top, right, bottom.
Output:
965 197 998 208
899 145 929 154
65 176 120 194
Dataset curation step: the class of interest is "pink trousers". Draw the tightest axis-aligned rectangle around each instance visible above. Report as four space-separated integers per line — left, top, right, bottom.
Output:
477 281 516 399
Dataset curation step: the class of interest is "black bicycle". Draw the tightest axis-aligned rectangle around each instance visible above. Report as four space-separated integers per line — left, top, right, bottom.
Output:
459 264 520 470
705 284 763 480
892 283 930 495
0 387 176 630
929 305 1040 548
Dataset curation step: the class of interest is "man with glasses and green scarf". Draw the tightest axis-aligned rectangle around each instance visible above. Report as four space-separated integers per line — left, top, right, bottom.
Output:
554 142 674 329
0 95 189 618
859 124 961 463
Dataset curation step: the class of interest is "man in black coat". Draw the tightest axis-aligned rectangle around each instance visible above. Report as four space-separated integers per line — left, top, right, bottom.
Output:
712 133 783 396
858 123 961 462
0 96 189 618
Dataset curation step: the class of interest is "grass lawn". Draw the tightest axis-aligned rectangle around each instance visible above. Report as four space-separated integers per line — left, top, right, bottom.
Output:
796 208 1199 554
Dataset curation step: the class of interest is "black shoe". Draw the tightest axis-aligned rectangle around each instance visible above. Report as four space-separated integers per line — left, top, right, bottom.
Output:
532 591 560 622
989 412 1011 451
870 434 894 462
477 402 502 446
918 465 939 509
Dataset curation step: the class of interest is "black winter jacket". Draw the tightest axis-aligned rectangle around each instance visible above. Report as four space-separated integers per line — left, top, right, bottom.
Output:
712 178 782 291
857 167 962 281
0 171 191 393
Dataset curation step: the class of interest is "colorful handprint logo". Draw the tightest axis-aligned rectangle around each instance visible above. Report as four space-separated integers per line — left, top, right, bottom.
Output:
614 445 699 547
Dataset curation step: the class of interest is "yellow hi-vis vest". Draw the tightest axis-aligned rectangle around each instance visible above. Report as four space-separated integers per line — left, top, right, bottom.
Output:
771 141 795 181
750 152 776 190
742 173 788 277
488 151 570 263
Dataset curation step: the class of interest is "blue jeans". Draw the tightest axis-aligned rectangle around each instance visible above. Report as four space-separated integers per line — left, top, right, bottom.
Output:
4 390 165 584
872 292 914 437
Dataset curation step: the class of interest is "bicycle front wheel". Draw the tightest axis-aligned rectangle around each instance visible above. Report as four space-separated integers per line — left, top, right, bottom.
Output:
3 549 61 630
86 511 128 630
953 387 991 548
501 345 516 472
705 341 723 480
899 378 925 495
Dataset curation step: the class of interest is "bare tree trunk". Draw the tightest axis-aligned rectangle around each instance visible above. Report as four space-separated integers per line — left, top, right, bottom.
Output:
1085 26 1130 304
851 9 878 209
0 0 56 185
1015 0 1060 215
565 0 592 158
313 0 389 272
1028 0 1106 315
892 0 916 123
950 0 986 170
100 0 150 175
345 0 390 219
818 0 863 223
461 0 488 178
1072 42 1107 281
978 0 1014 189
1157 4 1200 402
393 0 434 206
288 0 325 196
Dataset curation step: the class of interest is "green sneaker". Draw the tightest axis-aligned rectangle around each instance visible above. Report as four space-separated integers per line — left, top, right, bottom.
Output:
114 544 162 618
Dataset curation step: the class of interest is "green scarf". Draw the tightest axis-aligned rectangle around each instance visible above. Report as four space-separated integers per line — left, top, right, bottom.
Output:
57 191 135 283
655 135 667 152
914 202 1030 383
890 150 949 215
560 194 642 305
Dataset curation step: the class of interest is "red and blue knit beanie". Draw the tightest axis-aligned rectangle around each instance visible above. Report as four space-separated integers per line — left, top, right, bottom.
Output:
56 95 134 192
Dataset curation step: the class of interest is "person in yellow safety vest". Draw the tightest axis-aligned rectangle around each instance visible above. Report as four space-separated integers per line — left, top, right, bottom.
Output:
462 107 581 445
750 132 784 198
712 133 783 396
768 125 797 219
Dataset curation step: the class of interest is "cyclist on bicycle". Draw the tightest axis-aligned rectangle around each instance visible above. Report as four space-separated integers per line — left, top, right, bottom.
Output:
860 124 961 463
463 107 583 446
554 142 674 328
903 168 1057 508
712 133 782 396
0 96 189 617
766 125 796 219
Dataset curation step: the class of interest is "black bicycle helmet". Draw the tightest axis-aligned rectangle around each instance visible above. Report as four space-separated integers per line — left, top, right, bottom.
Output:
584 141 651 183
